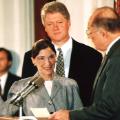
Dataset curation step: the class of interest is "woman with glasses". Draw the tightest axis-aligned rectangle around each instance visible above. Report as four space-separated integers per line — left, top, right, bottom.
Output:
0 38 83 116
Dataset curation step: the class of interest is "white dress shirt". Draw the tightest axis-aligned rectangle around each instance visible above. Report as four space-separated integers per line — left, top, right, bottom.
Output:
0 72 8 94
54 37 72 77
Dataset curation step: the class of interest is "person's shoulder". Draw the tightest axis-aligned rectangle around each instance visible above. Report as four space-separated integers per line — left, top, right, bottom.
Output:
8 72 21 80
72 39 98 52
13 76 32 86
24 49 32 56
56 75 78 87
9 76 33 93
72 38 102 57
65 77 77 85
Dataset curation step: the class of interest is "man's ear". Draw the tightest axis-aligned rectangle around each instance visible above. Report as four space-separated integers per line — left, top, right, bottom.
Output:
99 28 107 37
8 61 12 68
68 20 71 26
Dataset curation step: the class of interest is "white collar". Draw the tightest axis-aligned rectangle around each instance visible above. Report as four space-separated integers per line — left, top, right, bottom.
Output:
53 37 73 77
54 37 72 55
0 72 8 94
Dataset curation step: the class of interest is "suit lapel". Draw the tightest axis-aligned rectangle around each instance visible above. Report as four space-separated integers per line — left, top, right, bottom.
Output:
51 75 62 99
29 73 50 101
2 73 12 100
41 85 50 100
33 74 62 100
68 39 78 78
91 39 120 101
91 54 108 101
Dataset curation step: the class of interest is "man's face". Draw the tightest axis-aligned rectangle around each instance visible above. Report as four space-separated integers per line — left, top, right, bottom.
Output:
87 27 107 51
44 12 70 44
0 51 11 73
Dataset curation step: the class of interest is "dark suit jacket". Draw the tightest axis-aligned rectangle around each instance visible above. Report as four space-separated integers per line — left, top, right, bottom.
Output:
1 72 21 101
70 39 120 120
22 39 102 106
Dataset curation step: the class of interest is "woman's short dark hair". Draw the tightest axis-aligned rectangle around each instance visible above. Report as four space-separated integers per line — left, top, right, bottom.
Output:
32 38 56 58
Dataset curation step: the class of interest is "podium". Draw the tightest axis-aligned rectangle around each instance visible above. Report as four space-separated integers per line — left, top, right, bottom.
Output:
0 117 48 120
0 117 18 120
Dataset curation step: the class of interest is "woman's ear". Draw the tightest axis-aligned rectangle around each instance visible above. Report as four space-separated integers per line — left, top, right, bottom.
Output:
31 57 36 66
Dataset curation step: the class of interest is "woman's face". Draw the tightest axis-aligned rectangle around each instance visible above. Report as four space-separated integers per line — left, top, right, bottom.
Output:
32 47 56 77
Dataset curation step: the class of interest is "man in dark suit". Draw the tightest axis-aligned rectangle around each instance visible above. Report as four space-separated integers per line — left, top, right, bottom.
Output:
22 1 102 106
0 48 21 101
49 6 120 120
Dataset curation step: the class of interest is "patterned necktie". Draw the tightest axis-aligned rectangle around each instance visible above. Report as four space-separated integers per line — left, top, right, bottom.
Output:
56 48 65 77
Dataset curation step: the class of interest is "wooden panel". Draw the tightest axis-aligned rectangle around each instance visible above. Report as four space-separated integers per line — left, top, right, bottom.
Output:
114 0 120 15
34 0 55 41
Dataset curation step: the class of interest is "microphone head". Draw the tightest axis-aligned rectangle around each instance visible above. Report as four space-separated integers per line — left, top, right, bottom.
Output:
28 76 38 84
27 75 39 86
33 77 44 87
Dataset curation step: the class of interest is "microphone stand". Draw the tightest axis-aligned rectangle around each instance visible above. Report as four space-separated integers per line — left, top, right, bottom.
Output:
10 76 44 106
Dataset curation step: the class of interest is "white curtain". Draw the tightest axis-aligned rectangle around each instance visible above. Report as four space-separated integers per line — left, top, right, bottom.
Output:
0 0 34 76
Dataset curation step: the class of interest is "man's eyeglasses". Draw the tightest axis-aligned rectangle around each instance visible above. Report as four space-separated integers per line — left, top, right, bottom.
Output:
86 29 98 36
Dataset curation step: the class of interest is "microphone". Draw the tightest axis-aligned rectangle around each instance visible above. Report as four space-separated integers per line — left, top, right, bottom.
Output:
10 76 44 106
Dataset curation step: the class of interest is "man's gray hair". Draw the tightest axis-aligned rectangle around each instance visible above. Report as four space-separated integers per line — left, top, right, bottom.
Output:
41 1 70 25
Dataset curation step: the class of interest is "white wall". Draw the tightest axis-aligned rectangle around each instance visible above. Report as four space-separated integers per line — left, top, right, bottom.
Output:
0 0 34 76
